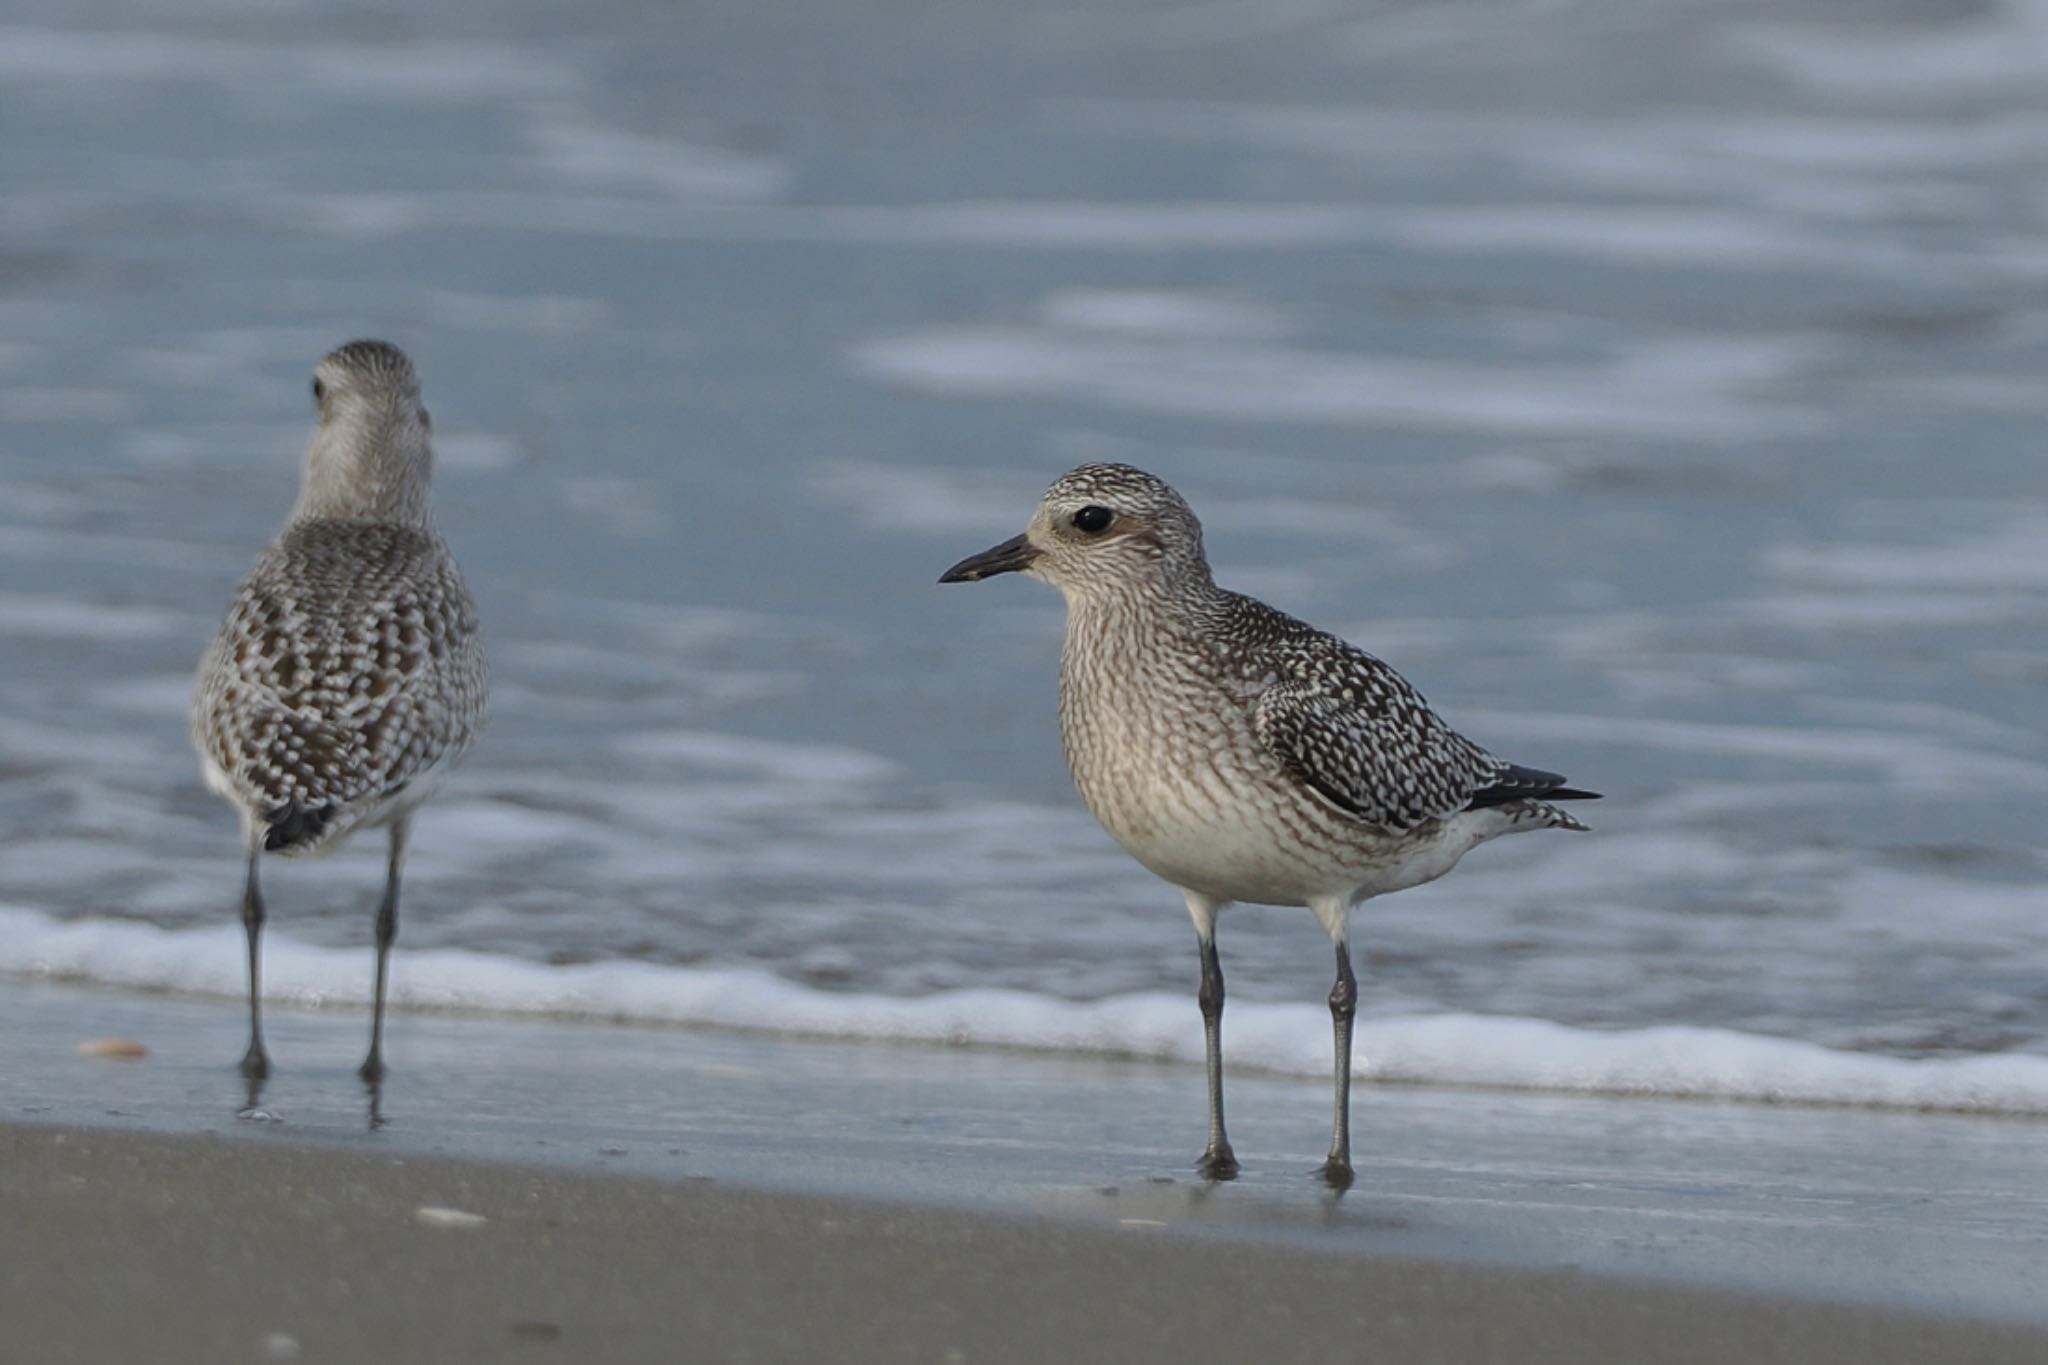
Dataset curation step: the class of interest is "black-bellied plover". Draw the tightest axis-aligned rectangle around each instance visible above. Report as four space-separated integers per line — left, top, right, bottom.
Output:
191 340 486 1104
941 463 1597 1187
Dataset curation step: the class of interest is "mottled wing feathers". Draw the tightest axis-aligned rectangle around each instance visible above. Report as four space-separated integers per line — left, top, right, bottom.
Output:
1253 674 1497 831
192 520 485 848
1230 598 1506 831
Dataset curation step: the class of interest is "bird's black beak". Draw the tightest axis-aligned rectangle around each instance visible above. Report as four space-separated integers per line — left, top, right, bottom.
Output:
939 533 1040 584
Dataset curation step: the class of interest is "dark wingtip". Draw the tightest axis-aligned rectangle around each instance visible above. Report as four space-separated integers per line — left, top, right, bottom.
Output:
1467 765 1601 811
263 801 337 852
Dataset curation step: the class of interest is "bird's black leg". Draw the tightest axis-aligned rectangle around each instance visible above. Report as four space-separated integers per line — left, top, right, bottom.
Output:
1322 939 1358 1190
359 819 408 1092
1195 930 1239 1181
238 845 270 1100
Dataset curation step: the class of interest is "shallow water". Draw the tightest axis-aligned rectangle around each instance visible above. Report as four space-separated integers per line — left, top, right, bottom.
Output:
12 978 2048 1325
3 0 2048 1102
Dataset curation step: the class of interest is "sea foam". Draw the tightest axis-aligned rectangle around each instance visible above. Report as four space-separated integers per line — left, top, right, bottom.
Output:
9 904 2048 1117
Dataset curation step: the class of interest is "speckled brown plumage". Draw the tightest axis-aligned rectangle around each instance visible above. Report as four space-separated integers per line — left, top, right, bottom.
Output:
192 519 484 853
942 461 1598 1187
189 338 484 1098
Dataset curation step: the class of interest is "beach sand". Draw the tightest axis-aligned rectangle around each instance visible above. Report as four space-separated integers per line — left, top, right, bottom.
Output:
8 976 2048 1361
9 1123 2048 1365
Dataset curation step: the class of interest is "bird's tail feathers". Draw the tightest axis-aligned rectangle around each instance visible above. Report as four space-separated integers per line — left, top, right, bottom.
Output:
1496 799 1592 833
262 801 339 854
1529 801 1591 832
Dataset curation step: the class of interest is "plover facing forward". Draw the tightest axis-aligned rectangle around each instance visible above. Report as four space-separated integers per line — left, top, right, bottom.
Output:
191 340 486 1101
941 463 1596 1187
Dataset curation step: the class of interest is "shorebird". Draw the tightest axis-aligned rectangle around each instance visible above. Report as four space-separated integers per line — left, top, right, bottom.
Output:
191 340 486 1102
940 464 1596 1187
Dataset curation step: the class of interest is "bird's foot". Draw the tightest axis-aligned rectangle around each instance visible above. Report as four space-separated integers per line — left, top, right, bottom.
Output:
238 1055 271 1118
1195 1146 1240 1182
359 1057 390 1129
1317 1157 1355 1191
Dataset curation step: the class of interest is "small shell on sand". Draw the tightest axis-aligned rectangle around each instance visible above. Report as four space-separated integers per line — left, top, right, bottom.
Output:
414 1206 488 1229
76 1038 148 1059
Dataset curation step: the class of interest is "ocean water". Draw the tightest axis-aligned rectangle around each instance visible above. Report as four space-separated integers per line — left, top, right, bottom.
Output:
4 0 2048 1111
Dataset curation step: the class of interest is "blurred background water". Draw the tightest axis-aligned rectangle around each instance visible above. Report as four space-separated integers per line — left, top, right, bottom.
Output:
4 0 2048 1098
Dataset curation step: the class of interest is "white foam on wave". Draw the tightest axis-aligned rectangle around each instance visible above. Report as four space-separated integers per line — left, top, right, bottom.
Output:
0 26 574 102
1460 709 2048 792
619 729 899 786
1037 289 1288 341
849 323 1812 440
1054 99 1998 262
808 459 1029 536
528 117 788 203
1767 513 2048 591
1735 8 2048 98
9 904 2048 1116
1740 591 2047 630
0 592 188 641
1065 96 2038 188
148 185 1952 281
215 194 1508 251
1031 0 1355 52
419 290 612 337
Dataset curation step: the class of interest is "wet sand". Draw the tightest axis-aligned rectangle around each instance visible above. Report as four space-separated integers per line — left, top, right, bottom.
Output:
11 974 2048 1353
8 1121 2047 1365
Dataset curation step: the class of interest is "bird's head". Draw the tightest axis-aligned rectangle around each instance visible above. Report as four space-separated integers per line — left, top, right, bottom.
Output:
939 463 1210 602
295 340 435 525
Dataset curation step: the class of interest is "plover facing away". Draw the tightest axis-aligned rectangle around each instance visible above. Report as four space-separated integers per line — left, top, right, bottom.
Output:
941 464 1596 1187
191 340 486 1100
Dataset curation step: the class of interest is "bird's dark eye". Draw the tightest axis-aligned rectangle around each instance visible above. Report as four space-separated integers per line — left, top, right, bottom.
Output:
311 377 326 403
1071 505 1114 534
